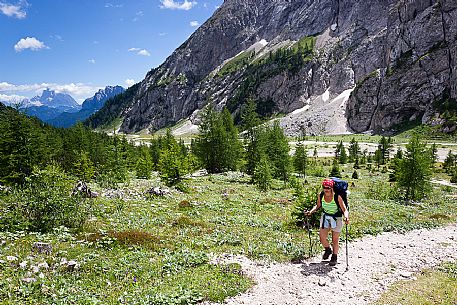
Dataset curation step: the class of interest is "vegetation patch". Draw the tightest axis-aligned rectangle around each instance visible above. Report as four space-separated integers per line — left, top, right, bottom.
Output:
376 262 457 305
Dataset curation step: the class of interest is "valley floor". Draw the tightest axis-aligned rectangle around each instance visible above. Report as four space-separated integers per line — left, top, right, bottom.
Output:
206 223 457 305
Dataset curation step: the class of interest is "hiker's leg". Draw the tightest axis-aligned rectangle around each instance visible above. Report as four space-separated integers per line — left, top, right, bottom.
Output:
331 232 340 254
319 228 330 248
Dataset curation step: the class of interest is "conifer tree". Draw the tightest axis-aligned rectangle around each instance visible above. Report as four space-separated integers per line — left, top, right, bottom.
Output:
194 105 242 173
241 98 262 175
136 146 153 179
443 150 456 174
378 136 393 164
334 140 347 164
0 107 43 184
158 140 190 186
265 121 291 183
221 108 243 171
294 142 308 178
396 135 433 200
73 150 95 181
329 158 341 178
430 143 438 164
253 154 272 191
348 137 361 163
389 148 403 182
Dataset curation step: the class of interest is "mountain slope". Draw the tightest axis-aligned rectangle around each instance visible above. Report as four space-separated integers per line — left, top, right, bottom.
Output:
22 89 80 122
88 0 457 135
48 86 124 128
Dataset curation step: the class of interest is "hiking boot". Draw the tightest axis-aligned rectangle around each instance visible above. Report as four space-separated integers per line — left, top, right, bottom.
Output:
329 254 337 266
322 247 332 260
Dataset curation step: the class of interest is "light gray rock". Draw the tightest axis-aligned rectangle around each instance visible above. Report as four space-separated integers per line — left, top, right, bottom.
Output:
91 0 456 136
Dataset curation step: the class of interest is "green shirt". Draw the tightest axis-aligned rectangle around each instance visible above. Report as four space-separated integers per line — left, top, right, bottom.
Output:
322 195 338 215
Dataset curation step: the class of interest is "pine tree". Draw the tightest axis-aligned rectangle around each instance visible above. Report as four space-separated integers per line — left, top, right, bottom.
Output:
329 158 341 178
443 150 455 174
294 142 308 178
265 121 291 183
430 143 438 164
194 104 221 173
73 150 95 181
389 148 403 182
378 136 393 164
374 148 383 169
0 107 44 184
339 142 348 164
136 146 153 179
253 154 272 191
348 137 361 163
158 139 190 186
352 170 359 179
241 99 262 175
396 135 433 201
220 108 243 171
194 105 242 173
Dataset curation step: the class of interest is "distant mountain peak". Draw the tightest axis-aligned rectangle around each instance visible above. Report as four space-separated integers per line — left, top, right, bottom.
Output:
81 85 125 111
30 89 79 110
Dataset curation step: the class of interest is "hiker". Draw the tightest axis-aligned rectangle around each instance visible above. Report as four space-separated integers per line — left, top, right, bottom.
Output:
304 178 349 266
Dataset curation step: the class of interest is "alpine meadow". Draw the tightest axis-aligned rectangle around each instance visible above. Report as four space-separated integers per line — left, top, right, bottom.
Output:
1 0 457 304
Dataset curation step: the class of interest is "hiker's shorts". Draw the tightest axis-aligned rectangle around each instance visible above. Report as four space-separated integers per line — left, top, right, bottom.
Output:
320 214 343 233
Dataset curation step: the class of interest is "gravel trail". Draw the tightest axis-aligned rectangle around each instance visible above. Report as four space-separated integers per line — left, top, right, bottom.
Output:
207 223 457 305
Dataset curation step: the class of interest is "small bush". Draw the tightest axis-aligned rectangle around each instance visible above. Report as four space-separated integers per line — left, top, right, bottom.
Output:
0 165 89 232
352 170 359 179
290 180 320 227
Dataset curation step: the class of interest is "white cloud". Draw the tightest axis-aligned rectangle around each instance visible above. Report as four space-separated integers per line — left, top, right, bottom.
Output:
0 93 28 104
128 48 150 56
88 59 96 64
132 10 144 22
14 37 48 52
0 1 27 19
137 49 150 56
159 32 167 36
190 20 199 27
0 82 103 104
160 0 197 10
105 3 123 8
125 79 135 87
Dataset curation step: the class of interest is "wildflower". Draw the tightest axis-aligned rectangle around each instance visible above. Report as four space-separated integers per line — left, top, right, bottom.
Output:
6 256 18 261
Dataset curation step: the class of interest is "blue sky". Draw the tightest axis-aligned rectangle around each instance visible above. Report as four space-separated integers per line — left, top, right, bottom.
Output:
0 0 222 103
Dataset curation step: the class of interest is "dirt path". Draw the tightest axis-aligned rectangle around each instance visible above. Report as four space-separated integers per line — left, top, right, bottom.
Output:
207 223 457 305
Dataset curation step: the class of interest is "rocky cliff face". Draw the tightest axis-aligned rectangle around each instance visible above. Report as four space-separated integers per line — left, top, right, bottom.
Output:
93 0 457 135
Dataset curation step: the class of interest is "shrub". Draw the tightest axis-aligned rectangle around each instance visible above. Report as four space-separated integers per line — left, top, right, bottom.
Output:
0 164 89 232
291 180 320 227
352 170 359 179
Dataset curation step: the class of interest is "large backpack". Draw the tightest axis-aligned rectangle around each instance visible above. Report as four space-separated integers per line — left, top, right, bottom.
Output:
319 177 349 217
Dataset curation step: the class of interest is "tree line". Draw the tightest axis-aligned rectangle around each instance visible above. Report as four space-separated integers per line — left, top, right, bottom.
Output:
0 102 452 232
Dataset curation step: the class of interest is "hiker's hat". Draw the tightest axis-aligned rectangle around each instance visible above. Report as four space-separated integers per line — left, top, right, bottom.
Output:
322 178 334 188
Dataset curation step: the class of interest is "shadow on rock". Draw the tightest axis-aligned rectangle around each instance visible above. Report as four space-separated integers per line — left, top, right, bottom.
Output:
300 262 334 276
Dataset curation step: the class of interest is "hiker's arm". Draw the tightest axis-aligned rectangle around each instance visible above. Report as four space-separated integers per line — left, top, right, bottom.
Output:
337 195 349 223
305 193 322 215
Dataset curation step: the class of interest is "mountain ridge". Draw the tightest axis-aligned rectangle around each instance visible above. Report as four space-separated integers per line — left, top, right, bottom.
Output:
87 0 457 135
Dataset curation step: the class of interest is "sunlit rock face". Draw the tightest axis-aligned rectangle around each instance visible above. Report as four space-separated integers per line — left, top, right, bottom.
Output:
93 0 457 135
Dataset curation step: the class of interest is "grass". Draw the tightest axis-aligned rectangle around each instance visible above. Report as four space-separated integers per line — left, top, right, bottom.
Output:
375 262 457 305
0 162 456 303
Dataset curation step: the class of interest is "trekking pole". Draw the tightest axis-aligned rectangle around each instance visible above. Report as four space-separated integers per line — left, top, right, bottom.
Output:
304 214 313 258
345 222 349 271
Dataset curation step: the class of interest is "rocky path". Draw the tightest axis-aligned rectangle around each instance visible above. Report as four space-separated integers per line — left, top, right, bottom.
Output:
207 223 457 305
